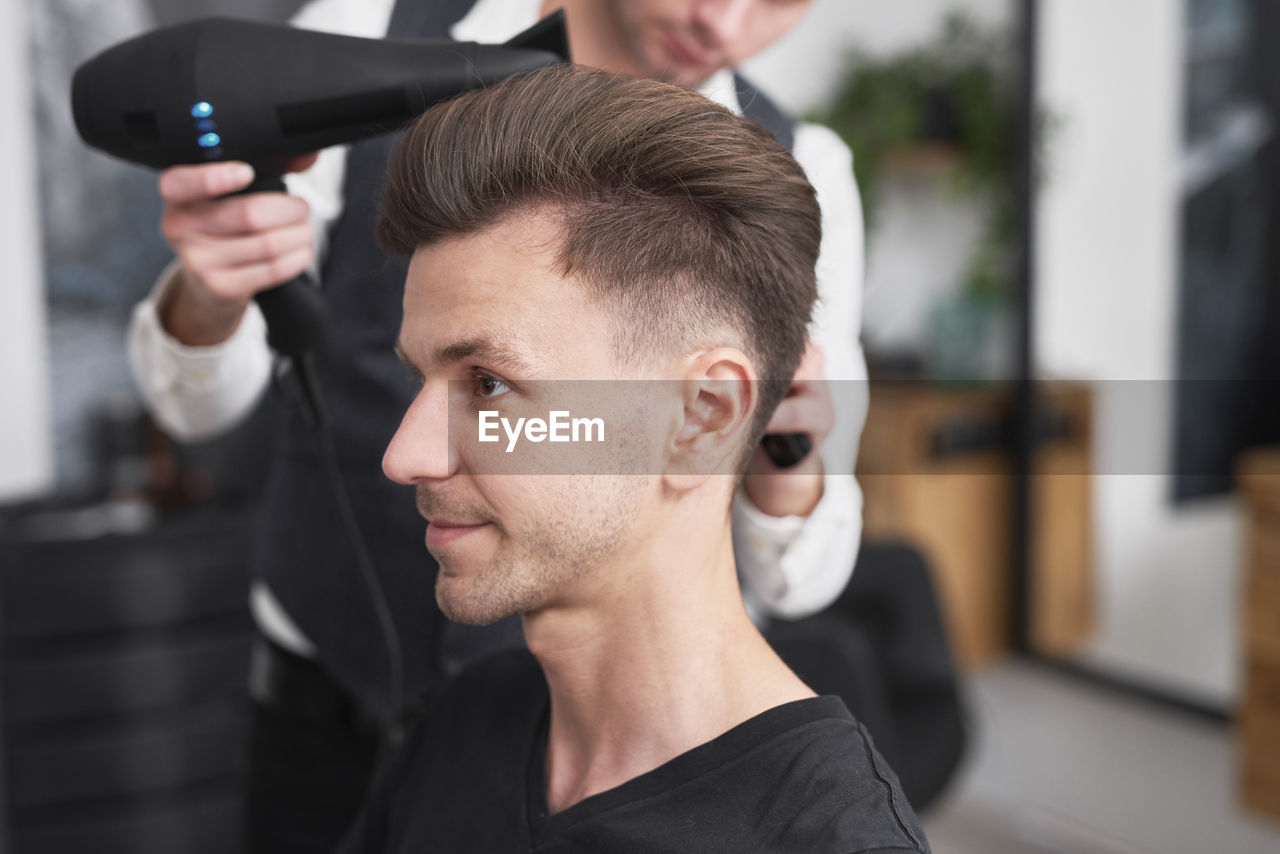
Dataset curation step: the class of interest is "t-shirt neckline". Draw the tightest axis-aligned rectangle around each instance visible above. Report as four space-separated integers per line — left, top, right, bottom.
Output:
523 692 853 846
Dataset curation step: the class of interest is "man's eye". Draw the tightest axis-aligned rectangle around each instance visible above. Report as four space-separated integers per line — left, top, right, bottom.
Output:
475 374 511 398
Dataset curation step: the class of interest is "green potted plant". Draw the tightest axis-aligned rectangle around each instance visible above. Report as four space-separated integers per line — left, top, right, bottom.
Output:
815 12 1032 380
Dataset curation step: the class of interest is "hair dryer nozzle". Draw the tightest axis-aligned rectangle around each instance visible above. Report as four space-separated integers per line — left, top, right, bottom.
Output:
71 14 570 172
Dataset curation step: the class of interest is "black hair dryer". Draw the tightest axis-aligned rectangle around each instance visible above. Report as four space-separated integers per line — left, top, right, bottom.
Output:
71 13 570 361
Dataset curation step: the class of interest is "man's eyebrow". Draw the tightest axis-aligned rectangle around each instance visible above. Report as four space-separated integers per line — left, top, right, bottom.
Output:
393 337 537 376
437 337 537 376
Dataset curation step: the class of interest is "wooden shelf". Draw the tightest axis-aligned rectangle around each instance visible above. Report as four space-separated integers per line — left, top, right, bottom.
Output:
1237 448 1280 821
856 381 1095 668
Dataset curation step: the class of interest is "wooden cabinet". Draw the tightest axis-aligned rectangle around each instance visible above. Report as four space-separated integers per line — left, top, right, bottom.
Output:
856 381 1095 668
1237 448 1280 820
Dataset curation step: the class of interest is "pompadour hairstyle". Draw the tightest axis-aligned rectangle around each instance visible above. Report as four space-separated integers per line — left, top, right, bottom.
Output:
378 64 821 454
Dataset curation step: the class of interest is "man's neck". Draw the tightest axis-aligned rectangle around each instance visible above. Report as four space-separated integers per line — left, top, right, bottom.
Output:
523 520 815 815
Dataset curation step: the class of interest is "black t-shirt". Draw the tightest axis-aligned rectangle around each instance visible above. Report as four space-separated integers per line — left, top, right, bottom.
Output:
339 650 931 853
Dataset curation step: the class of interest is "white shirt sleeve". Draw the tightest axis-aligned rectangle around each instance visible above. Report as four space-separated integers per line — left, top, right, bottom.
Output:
123 0 396 442
734 121 868 620
127 261 274 442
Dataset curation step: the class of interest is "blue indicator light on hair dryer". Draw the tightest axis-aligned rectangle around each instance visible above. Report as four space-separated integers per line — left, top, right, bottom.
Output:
198 132 221 148
190 101 213 118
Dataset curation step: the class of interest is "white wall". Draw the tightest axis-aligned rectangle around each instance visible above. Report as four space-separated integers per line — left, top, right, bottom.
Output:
0 0 53 501
1037 0 1240 704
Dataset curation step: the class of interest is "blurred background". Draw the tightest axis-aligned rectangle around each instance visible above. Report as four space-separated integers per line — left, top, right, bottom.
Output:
2 0 1280 852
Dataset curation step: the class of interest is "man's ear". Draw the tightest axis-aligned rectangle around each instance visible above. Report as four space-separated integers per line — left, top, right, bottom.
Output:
664 347 757 491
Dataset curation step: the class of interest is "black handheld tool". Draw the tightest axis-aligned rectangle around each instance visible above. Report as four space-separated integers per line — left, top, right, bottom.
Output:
761 433 813 468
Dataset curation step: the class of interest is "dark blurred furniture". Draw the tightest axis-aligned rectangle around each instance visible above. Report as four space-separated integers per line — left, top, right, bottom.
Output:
856 381 1095 666
1 505 254 854
767 542 967 813
1238 448 1280 821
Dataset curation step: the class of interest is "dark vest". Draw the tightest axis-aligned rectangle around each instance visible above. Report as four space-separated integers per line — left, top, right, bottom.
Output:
257 0 799 723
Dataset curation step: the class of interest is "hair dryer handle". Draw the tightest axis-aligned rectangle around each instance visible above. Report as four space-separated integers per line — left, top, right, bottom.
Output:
254 276 326 358
236 173 328 359
760 433 812 468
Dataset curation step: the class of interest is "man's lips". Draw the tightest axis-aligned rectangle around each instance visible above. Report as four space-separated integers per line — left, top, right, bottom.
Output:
425 519 490 548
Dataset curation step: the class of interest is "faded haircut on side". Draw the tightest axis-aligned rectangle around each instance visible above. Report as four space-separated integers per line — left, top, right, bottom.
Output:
377 64 821 458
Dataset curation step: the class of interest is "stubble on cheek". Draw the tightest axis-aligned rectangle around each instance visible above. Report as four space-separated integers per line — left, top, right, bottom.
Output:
431 474 647 625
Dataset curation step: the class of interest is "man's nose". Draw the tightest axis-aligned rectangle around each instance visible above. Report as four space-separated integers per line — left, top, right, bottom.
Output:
382 384 455 484
692 0 754 48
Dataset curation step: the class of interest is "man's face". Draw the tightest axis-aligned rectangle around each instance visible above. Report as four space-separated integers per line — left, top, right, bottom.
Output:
383 214 664 626
602 0 815 87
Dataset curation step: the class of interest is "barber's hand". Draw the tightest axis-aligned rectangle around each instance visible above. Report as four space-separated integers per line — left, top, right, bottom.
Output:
156 154 318 347
742 341 834 518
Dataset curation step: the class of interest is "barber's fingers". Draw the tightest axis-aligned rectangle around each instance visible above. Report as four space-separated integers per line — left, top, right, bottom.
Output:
182 221 314 275
163 196 313 304
791 340 827 382
178 221 314 304
759 339 835 437
163 192 311 241
159 162 256 204
763 387 836 440
196 245 315 303
157 154 317 205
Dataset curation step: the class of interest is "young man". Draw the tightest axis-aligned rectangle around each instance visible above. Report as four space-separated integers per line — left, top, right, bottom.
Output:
128 1 866 849
338 65 925 853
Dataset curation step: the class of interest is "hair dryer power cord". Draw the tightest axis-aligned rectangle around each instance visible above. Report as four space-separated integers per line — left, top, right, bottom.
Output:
292 353 405 746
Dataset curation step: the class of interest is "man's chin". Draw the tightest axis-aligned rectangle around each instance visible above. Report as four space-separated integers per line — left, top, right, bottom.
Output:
435 575 519 627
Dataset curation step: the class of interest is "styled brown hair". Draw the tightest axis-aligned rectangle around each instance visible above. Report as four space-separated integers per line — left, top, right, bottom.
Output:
378 64 821 452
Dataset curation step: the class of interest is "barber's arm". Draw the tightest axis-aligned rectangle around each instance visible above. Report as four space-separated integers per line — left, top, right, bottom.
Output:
734 122 867 620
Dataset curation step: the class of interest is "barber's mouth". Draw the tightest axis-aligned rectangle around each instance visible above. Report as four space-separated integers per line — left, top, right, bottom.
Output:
426 520 489 548
663 30 713 69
